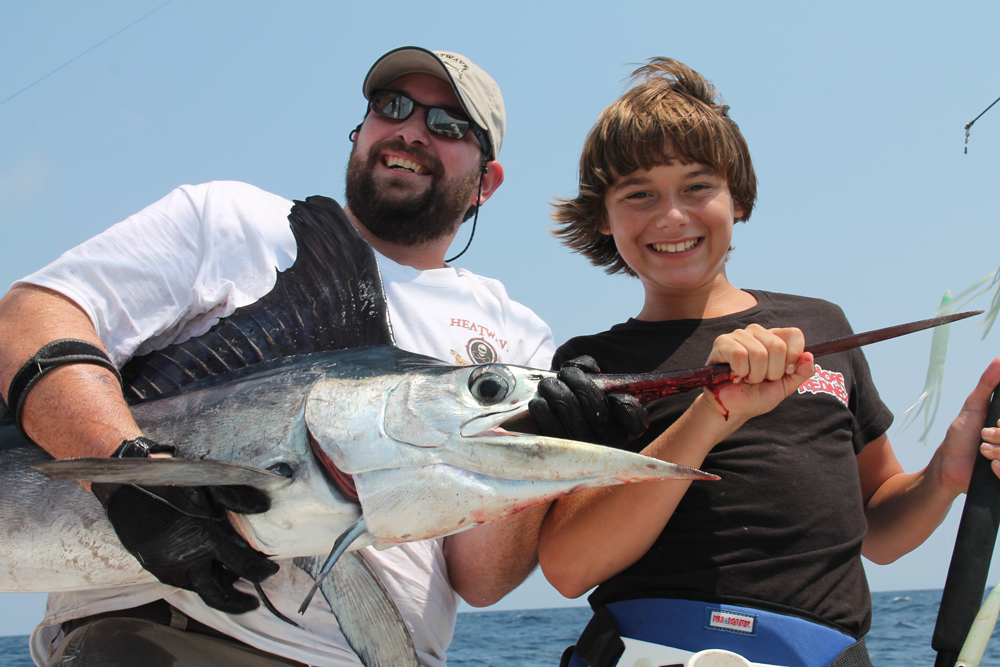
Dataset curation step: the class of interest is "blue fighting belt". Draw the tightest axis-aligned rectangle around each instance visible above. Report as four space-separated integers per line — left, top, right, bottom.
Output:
562 598 872 667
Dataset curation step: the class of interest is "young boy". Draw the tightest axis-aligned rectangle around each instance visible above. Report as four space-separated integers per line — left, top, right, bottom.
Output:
536 58 1000 667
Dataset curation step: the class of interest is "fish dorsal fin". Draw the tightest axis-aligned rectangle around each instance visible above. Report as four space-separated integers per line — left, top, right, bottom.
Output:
121 196 394 403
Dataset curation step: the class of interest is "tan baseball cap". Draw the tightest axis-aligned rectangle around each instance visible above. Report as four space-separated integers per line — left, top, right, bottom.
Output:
362 47 505 160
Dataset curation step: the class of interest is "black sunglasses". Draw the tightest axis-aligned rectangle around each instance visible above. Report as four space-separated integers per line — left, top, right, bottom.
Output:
368 89 491 159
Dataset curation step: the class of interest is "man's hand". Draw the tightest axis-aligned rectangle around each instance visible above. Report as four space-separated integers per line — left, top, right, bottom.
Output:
529 356 648 445
92 438 278 613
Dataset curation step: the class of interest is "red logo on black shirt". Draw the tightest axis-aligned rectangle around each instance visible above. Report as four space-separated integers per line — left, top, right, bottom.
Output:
797 365 849 407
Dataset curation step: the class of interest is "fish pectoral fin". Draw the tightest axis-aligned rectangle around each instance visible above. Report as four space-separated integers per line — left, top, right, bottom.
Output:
31 458 290 492
298 518 368 614
294 550 418 667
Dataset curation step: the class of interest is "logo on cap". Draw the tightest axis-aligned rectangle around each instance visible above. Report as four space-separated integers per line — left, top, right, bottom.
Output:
437 53 470 79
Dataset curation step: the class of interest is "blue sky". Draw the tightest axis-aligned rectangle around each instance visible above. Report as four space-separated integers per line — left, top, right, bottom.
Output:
2 0 1000 639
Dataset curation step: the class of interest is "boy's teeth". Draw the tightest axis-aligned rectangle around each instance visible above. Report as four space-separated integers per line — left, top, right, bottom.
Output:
652 239 698 253
385 156 425 174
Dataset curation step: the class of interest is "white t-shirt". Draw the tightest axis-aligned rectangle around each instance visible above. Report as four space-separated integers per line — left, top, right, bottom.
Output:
21 180 555 667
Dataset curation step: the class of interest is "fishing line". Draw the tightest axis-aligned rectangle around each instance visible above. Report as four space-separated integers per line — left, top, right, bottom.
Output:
0 0 175 109
963 93 1000 154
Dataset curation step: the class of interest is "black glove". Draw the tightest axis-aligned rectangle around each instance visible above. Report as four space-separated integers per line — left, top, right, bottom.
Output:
529 356 649 446
91 437 279 614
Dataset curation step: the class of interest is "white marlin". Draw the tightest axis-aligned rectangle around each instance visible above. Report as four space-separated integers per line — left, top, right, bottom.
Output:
6 345 714 587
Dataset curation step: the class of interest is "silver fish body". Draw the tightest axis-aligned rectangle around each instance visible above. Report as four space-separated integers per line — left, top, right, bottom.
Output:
0 345 713 593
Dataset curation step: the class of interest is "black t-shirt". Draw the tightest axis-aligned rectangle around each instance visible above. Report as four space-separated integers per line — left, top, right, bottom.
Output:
553 290 894 637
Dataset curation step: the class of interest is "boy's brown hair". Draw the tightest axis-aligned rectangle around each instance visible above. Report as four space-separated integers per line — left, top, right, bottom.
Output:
551 58 757 276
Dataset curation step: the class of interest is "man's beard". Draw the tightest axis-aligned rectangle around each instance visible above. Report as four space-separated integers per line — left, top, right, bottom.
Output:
345 139 480 247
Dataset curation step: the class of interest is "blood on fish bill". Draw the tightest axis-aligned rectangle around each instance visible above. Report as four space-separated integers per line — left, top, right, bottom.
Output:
591 311 982 404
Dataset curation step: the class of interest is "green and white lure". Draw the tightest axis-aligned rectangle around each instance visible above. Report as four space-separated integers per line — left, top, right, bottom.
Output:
900 269 1000 441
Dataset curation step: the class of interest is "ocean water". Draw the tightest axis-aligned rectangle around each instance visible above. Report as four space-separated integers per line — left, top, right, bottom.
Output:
3 589 999 666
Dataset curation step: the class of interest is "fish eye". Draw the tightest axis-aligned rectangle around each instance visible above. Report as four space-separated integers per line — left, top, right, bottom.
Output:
266 462 294 478
468 365 515 404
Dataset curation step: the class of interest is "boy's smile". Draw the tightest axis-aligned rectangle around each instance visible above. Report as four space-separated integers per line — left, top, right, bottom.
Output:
650 238 701 254
602 161 749 319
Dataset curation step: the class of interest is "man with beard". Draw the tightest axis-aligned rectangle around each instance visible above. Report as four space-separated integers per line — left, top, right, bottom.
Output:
0 47 555 666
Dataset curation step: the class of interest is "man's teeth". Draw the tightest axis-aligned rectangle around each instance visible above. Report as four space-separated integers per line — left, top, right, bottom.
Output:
652 239 699 253
385 156 425 174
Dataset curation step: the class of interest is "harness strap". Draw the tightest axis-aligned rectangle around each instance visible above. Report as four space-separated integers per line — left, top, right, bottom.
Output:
829 637 872 667
4 339 122 440
573 605 624 667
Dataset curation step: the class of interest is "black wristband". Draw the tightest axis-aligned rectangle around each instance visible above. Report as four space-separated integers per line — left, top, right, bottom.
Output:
5 339 123 439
